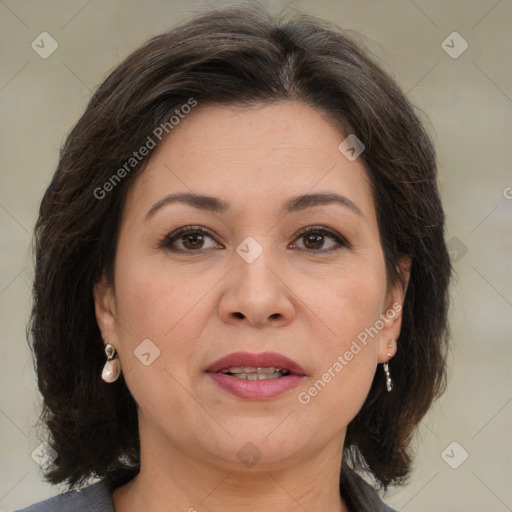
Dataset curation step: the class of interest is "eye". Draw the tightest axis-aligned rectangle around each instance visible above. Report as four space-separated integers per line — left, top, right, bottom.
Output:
160 225 349 254
160 226 222 252
290 226 349 253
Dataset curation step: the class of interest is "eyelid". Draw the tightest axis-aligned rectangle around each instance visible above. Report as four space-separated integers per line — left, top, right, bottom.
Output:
159 226 222 251
160 225 350 253
291 225 351 252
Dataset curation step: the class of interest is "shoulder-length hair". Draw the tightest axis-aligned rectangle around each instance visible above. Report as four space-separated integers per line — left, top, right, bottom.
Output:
28 3 450 494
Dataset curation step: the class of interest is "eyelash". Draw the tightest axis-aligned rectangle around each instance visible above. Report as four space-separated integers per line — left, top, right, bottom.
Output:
159 225 350 254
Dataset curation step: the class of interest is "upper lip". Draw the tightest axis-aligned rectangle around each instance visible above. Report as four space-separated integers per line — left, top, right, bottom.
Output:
206 351 306 376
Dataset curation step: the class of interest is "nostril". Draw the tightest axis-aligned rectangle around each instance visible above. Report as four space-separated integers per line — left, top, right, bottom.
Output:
233 312 245 319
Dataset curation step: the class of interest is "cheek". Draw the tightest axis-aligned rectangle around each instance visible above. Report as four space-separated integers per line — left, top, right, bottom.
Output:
297 258 387 346
296 273 383 420
113 251 199 337
110 258 202 419
293 257 385 411
111 251 215 391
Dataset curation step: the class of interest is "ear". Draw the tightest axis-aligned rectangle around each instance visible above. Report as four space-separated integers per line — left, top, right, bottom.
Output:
377 255 411 363
93 274 118 346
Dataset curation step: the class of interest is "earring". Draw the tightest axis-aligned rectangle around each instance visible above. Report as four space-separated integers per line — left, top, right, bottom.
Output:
383 353 393 392
101 343 121 383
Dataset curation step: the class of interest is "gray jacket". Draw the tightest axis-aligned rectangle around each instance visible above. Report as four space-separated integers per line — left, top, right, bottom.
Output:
13 476 398 511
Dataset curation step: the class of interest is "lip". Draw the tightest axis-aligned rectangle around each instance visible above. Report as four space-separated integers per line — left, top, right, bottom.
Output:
205 351 307 401
206 351 306 375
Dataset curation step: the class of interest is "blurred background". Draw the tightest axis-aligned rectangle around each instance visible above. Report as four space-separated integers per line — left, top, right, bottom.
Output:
1 0 511 510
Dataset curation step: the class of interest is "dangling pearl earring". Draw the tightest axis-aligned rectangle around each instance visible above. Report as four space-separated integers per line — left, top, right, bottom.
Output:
383 352 393 392
101 343 121 383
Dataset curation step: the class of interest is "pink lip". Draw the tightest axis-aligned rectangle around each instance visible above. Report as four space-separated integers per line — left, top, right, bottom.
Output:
205 351 307 400
206 373 305 400
206 351 306 375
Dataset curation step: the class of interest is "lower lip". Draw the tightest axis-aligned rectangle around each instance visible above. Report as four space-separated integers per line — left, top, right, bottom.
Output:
206 372 306 400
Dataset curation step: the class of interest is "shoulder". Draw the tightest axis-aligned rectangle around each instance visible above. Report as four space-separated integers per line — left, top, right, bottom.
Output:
12 480 114 512
340 464 397 512
352 475 398 512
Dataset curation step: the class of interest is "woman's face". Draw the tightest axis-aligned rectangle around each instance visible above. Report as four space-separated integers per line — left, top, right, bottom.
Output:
95 101 407 472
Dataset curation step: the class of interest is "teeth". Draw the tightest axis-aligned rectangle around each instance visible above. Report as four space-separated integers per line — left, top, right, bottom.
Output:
219 366 290 377
232 371 283 380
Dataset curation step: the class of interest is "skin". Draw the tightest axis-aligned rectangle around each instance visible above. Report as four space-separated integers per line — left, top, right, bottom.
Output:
94 101 409 512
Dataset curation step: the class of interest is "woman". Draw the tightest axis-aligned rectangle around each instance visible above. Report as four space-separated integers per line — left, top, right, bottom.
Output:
17 4 450 511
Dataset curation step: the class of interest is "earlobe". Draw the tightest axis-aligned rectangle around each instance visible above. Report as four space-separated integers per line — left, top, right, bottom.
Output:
93 275 117 344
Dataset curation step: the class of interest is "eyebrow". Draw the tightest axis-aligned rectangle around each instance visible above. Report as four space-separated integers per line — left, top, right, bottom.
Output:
144 191 362 221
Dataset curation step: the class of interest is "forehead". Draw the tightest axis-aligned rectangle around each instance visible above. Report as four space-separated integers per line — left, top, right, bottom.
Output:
124 101 375 219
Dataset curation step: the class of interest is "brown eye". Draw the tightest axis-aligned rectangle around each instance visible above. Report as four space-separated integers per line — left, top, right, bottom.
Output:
181 232 206 250
161 227 220 252
292 227 348 253
303 233 324 250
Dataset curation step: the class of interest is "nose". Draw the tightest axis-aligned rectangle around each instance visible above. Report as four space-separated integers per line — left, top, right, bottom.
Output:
217 247 295 328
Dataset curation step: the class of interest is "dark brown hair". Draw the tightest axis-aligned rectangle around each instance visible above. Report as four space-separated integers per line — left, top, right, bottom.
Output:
28 3 450 498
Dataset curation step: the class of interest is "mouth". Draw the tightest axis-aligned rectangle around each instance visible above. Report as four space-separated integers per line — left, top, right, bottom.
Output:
205 351 306 400
218 366 291 380
205 351 306 377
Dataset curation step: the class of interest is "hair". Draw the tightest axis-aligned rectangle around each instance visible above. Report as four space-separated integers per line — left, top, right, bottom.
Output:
28 2 451 500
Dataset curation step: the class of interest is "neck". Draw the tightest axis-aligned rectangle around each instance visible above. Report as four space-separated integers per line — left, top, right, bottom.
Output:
112 422 349 512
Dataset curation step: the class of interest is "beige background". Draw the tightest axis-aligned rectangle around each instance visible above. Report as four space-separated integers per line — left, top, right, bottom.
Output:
1 0 511 510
